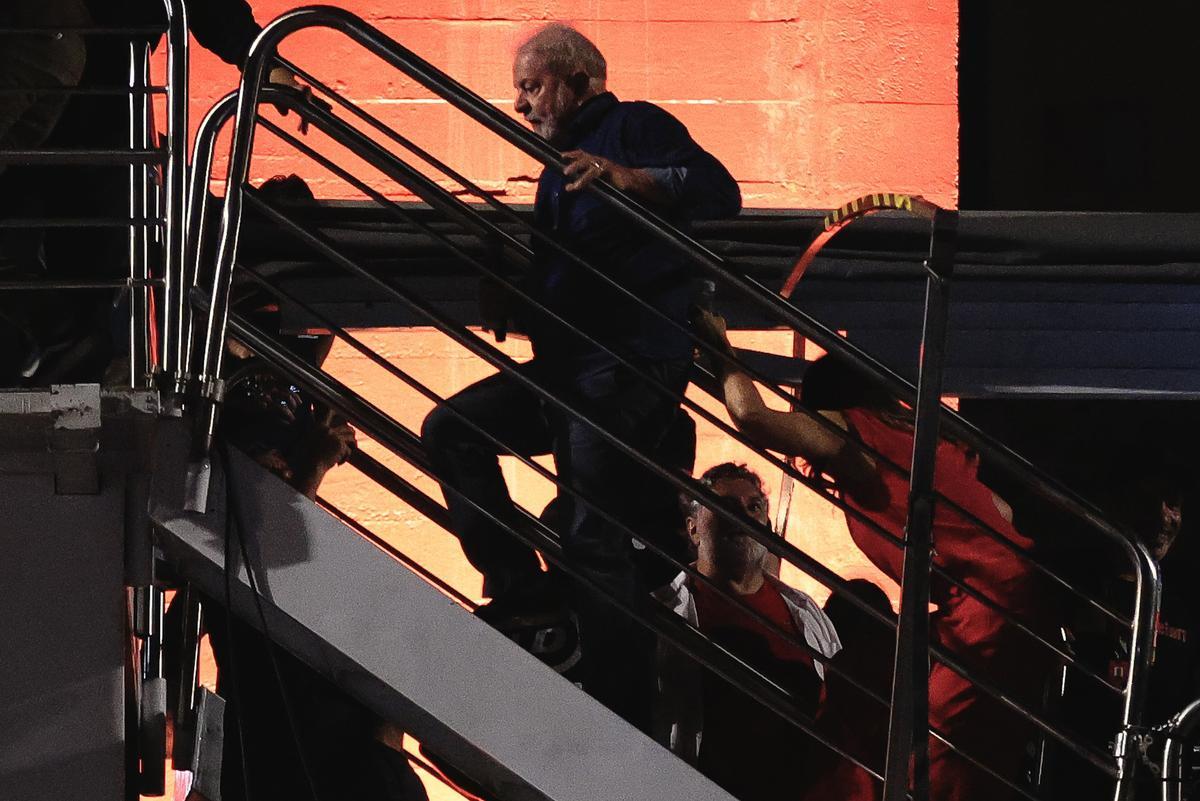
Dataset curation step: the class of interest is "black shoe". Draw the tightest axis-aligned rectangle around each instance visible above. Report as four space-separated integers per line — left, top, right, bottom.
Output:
474 595 583 680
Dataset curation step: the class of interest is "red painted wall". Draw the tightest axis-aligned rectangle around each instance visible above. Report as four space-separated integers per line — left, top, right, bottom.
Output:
185 0 957 207
168 3 957 798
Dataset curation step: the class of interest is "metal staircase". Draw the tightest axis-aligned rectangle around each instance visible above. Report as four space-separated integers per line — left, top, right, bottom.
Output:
3 4 1187 800
146 7 1173 801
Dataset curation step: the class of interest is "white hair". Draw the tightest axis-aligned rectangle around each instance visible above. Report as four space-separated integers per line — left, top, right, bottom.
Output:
516 23 607 90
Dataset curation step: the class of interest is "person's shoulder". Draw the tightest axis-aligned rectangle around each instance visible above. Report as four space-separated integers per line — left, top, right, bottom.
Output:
617 99 683 125
766 574 820 610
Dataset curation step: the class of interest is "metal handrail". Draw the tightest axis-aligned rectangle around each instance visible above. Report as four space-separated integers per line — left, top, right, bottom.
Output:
221 307 892 786
0 3 187 391
271 56 1140 643
182 94 1065 786
1161 698 1200 801
160 0 190 394
185 79 1133 640
242 102 1123 698
186 6 1161 800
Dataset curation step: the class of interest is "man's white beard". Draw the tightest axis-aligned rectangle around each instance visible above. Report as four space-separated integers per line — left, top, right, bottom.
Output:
539 85 579 146
714 536 767 581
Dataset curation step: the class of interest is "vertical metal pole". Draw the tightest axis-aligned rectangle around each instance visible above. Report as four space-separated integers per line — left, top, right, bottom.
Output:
128 43 152 389
882 208 958 801
162 0 190 395
1114 545 1162 800
184 48 271 512
181 94 238 393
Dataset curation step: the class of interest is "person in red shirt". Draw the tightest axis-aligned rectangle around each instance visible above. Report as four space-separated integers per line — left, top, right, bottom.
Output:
654 462 840 801
693 309 1052 801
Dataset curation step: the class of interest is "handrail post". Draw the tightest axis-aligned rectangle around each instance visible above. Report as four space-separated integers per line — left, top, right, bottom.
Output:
128 41 153 389
883 207 958 801
1115 544 1163 800
1160 697 1200 801
181 93 239 391
161 0 189 397
184 33 272 511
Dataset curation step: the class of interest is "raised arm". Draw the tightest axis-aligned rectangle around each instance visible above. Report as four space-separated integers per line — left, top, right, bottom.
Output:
694 310 888 509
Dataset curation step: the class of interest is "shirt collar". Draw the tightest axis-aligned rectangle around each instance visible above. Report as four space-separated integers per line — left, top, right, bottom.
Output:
563 91 619 146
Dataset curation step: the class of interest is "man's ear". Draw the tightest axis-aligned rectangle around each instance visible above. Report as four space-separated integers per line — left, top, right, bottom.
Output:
567 70 591 97
685 515 700 547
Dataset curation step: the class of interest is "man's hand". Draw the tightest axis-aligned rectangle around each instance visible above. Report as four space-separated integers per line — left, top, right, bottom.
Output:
268 65 302 91
691 308 731 351
562 150 621 192
267 65 331 135
690 307 737 374
308 406 357 470
291 406 357 498
562 150 673 204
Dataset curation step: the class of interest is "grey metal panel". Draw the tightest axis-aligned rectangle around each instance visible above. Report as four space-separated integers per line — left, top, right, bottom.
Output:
0 472 127 801
148 421 735 801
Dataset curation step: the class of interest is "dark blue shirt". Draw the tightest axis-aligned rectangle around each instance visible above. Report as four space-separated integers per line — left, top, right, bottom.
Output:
523 92 741 369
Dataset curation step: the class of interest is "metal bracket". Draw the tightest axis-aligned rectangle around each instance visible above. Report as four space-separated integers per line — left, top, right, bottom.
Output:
48 384 102 495
923 207 959 282
180 688 225 801
197 376 226 403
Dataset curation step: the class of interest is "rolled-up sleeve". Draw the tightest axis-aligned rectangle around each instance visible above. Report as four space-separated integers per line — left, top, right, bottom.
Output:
621 103 742 221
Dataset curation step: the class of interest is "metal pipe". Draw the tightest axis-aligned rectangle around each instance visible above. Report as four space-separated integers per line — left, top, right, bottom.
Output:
0 279 161 291
222 309 893 788
0 85 167 96
0 149 165 165
1162 698 1200 801
275 49 1132 633
883 209 957 801
241 194 1118 777
0 26 167 36
199 76 1130 631
254 106 1122 696
228 306 1062 801
0 217 162 229
161 0 190 395
197 7 1156 787
128 42 153 390
182 93 241 392
186 30 274 513
1114 546 1163 800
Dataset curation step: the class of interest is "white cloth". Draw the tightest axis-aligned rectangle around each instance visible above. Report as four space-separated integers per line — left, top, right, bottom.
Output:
651 570 842 762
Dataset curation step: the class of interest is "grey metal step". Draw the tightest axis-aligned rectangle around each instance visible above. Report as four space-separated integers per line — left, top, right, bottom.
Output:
148 419 734 801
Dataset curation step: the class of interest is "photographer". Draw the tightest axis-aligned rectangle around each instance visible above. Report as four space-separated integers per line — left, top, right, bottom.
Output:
653 462 840 801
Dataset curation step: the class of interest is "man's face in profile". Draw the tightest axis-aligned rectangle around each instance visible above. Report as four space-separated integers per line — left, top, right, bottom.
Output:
513 51 580 145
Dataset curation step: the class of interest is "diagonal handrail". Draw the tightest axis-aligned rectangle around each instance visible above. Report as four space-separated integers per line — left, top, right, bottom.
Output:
185 84 1133 636
246 105 1122 699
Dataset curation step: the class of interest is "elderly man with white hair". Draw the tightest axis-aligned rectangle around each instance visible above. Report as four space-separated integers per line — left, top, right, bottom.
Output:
422 22 740 729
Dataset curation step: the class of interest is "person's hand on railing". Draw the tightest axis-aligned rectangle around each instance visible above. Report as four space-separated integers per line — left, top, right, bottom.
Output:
479 275 512 343
267 64 331 135
690 307 737 365
561 149 673 205
291 405 357 499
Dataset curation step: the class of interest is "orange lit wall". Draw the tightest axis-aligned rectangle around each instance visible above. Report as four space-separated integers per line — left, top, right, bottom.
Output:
171 2 957 798
186 0 957 207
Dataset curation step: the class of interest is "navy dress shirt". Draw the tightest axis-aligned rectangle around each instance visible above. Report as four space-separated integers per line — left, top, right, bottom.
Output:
523 92 741 370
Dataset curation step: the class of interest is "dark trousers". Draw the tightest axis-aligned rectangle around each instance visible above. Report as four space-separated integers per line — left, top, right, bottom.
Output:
421 356 691 727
